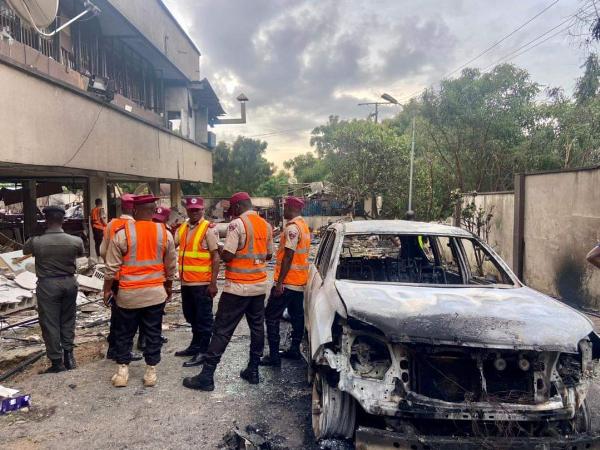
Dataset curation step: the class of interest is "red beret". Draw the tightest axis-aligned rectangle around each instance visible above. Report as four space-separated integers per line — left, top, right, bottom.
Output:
133 194 159 205
285 196 305 209
229 192 251 206
152 206 171 223
185 197 204 209
120 194 135 209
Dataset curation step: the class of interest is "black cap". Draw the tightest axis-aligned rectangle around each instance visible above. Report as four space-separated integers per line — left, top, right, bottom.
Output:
43 206 66 215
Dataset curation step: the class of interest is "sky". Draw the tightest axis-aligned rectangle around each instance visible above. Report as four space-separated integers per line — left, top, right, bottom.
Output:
163 0 592 168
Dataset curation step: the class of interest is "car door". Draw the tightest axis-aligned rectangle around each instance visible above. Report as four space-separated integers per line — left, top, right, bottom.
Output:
305 229 339 359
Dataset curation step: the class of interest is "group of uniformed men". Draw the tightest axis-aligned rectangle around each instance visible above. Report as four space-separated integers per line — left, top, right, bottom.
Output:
27 191 310 391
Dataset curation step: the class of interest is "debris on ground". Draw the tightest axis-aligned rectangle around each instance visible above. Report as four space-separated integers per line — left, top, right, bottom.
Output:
318 438 354 450
0 385 31 415
219 423 289 450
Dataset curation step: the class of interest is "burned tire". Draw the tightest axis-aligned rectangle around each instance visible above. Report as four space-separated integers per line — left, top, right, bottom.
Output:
311 371 356 440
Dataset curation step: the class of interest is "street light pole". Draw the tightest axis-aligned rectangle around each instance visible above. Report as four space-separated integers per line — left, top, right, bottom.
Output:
407 116 416 216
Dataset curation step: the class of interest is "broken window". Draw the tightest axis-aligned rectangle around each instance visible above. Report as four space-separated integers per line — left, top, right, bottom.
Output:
167 111 182 134
336 234 514 286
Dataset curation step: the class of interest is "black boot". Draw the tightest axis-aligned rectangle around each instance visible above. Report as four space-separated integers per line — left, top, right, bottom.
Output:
182 364 217 391
280 346 302 360
41 359 66 374
240 357 260 384
260 339 281 367
183 353 206 367
63 350 77 370
259 354 281 367
175 347 198 357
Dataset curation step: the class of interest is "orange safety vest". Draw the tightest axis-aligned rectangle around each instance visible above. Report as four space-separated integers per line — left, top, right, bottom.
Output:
104 216 133 281
225 212 269 284
91 207 105 230
119 221 167 291
274 216 311 286
177 219 212 283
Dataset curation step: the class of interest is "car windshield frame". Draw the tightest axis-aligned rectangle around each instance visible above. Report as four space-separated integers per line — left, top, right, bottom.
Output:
333 232 519 288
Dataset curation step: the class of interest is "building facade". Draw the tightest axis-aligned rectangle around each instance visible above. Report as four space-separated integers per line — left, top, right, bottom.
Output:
0 0 223 254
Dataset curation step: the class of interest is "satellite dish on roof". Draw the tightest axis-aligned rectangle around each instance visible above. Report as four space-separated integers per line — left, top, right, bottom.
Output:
5 0 100 37
6 0 59 29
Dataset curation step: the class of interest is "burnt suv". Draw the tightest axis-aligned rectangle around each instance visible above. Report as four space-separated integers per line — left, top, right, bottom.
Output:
304 220 600 449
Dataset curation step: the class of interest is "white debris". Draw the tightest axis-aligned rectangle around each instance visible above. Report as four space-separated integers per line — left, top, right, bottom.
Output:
14 271 37 291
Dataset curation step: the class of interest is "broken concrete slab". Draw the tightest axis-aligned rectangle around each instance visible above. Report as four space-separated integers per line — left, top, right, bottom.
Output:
0 251 35 275
14 272 37 291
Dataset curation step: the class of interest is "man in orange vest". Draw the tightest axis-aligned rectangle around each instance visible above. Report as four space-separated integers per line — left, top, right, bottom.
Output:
183 192 273 391
91 198 107 261
173 197 220 368
100 193 142 362
102 194 177 388
260 197 310 367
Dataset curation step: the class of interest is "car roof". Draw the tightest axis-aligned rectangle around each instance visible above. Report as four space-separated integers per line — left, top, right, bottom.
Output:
330 220 473 237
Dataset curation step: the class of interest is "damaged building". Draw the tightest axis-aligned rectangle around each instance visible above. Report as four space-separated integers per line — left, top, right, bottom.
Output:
0 0 229 256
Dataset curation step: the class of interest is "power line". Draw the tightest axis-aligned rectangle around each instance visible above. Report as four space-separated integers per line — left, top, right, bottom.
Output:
443 0 560 79
395 3 594 104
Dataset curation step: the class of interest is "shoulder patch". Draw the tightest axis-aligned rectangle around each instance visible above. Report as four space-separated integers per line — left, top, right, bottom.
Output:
228 222 237 231
208 223 216 228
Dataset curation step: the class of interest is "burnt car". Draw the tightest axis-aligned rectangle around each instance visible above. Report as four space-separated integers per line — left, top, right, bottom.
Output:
304 220 600 448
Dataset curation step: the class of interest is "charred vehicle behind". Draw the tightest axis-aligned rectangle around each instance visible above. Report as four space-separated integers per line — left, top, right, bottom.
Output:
304 220 600 448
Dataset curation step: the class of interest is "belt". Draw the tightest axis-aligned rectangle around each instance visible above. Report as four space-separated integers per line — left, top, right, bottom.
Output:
38 274 75 279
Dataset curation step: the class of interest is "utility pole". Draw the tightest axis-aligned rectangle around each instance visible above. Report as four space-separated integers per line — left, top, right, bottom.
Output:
407 116 416 217
358 93 398 123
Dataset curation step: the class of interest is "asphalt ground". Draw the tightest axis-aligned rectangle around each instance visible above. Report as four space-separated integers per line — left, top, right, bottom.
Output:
2 297 600 450
0 295 319 450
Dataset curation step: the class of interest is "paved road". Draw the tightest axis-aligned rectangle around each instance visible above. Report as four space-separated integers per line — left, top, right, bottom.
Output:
1 300 318 450
3 299 600 450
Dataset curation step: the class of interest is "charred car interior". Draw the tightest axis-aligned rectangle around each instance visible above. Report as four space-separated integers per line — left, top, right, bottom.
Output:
304 221 600 449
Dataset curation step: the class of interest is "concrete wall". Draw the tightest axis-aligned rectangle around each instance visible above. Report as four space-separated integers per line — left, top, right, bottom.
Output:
0 59 212 183
522 169 600 308
107 0 201 81
470 193 515 268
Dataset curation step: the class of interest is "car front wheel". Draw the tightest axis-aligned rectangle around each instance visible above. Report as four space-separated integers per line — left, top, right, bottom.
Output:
311 371 356 440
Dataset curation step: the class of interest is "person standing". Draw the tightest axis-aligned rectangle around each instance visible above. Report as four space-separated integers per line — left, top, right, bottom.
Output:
100 194 141 362
183 192 272 391
91 198 107 261
260 197 310 367
173 197 220 367
23 206 85 373
103 194 177 388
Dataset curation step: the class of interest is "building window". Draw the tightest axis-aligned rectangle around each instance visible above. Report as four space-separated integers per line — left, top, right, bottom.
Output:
168 111 182 134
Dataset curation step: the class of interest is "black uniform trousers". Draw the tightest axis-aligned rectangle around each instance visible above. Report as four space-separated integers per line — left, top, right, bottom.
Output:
113 302 165 366
92 227 104 260
36 276 78 361
265 287 304 352
181 285 214 353
204 292 265 366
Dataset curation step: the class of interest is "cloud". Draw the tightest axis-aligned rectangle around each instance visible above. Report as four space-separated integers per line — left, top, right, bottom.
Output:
163 0 587 167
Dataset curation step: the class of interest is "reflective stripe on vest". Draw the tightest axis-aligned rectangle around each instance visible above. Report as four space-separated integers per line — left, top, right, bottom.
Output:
104 217 133 281
91 207 105 230
177 219 212 282
119 221 167 290
225 212 269 284
274 216 311 286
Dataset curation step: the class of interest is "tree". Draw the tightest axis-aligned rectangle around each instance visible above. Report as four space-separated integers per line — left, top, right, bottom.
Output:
197 137 275 197
311 117 408 218
575 53 600 104
254 170 290 197
283 152 328 183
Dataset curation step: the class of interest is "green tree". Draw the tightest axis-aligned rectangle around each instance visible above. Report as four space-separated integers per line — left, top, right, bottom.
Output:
197 137 275 197
575 53 600 104
311 116 408 218
283 152 328 183
254 170 290 197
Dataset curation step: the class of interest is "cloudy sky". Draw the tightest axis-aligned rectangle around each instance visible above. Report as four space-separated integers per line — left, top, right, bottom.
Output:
163 0 592 168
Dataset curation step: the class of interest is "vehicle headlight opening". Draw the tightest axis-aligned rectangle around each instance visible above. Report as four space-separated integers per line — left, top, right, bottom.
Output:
350 335 392 380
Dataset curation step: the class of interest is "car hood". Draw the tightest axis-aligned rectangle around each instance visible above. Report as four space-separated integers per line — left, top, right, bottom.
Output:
334 281 594 353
